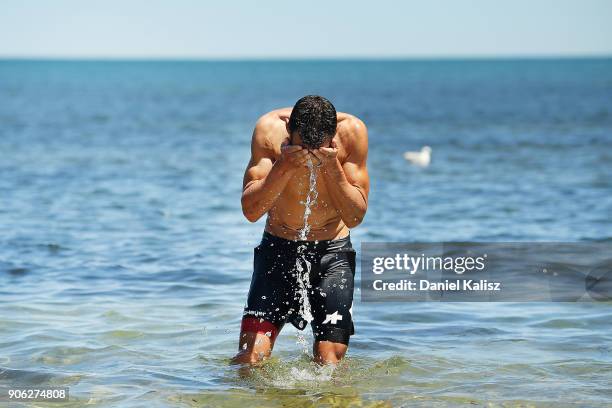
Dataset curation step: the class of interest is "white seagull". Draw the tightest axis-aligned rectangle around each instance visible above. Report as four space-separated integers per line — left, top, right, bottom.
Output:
403 146 432 167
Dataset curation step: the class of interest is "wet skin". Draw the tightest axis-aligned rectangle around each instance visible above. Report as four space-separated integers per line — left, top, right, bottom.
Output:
242 107 370 241
233 107 369 365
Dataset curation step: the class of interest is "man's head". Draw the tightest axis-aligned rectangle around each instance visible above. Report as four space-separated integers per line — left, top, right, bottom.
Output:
287 95 337 149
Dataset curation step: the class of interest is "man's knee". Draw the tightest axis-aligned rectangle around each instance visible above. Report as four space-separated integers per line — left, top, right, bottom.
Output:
313 341 348 364
231 320 279 365
314 351 344 364
231 349 269 365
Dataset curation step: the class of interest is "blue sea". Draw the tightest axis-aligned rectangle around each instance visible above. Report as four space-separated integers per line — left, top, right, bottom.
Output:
1 59 611 407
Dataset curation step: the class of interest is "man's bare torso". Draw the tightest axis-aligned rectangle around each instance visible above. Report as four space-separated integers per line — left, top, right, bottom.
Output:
260 108 363 240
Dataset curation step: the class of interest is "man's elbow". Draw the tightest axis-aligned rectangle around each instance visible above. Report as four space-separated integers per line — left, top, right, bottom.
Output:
345 218 363 228
241 197 262 223
243 210 260 223
242 207 262 223
344 211 366 228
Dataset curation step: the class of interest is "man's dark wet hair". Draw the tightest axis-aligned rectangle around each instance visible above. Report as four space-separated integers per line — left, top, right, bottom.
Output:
288 95 337 149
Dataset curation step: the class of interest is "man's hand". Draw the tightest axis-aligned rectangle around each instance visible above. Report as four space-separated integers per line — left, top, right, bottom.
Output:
311 138 339 168
278 139 311 170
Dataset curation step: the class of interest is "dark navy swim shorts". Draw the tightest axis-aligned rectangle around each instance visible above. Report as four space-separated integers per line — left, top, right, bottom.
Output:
242 231 356 345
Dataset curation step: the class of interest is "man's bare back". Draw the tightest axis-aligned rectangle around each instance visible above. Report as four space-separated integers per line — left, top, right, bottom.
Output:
242 107 370 241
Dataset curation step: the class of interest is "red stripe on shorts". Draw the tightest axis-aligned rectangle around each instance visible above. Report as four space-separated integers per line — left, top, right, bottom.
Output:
241 317 280 341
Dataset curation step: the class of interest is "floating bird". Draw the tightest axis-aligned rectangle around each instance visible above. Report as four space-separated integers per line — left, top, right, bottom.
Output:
403 146 432 167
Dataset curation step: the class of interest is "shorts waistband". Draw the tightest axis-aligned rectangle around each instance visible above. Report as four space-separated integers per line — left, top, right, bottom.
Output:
261 230 351 251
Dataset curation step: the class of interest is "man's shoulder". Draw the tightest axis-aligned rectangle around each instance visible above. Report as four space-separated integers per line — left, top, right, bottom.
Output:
338 114 367 135
251 109 290 153
337 113 368 153
255 108 291 130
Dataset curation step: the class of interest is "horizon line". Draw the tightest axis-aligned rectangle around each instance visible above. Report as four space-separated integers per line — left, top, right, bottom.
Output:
1 53 611 62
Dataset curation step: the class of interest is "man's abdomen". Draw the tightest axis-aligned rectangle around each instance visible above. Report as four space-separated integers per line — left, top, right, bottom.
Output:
265 199 349 241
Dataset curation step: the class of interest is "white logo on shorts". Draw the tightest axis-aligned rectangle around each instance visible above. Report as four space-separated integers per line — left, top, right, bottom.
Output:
323 311 343 325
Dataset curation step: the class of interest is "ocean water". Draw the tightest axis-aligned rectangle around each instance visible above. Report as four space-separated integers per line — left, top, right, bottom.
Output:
1 59 611 407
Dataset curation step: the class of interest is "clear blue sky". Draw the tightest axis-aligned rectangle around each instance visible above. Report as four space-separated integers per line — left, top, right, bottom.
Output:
1 0 611 58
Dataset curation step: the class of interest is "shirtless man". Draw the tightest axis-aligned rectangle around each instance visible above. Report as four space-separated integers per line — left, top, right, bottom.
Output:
232 95 369 365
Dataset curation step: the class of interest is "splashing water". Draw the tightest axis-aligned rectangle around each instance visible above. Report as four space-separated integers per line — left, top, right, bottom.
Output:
298 159 318 241
294 158 318 325
296 333 310 355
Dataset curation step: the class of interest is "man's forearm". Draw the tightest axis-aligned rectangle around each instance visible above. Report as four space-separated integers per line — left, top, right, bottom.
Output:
241 161 294 222
321 159 367 228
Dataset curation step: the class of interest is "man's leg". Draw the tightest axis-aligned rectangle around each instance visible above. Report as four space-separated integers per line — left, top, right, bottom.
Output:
234 235 292 365
309 239 356 365
231 317 282 364
313 340 348 364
